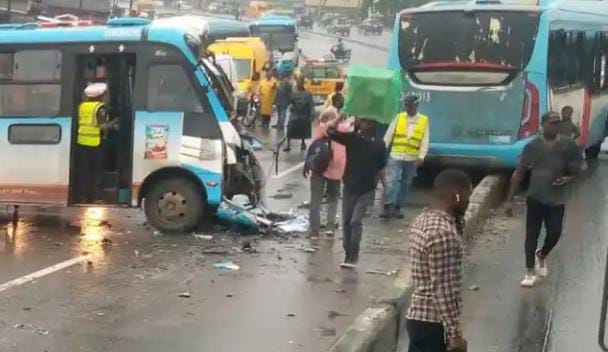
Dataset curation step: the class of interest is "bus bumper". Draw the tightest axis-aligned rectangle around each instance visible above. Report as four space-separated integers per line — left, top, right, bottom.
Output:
425 140 531 170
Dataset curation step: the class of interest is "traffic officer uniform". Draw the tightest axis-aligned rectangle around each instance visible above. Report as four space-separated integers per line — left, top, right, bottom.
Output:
381 94 430 218
76 83 109 203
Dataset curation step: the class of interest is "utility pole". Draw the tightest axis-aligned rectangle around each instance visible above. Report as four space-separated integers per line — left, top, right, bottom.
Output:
6 0 11 23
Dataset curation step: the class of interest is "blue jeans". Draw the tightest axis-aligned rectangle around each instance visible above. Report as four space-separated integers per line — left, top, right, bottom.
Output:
276 105 288 128
384 157 417 208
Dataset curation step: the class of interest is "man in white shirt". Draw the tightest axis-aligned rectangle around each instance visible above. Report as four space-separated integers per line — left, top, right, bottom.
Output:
381 94 430 219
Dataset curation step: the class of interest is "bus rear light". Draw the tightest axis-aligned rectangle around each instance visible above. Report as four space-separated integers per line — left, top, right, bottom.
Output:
518 80 539 139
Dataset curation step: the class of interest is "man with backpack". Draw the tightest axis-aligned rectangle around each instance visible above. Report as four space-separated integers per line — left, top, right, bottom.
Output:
304 95 348 238
326 116 387 268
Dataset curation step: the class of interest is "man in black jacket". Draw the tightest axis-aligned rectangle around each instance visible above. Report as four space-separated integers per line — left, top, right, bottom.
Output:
327 117 386 268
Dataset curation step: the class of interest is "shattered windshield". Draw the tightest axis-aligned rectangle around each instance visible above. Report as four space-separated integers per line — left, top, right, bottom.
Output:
398 11 539 70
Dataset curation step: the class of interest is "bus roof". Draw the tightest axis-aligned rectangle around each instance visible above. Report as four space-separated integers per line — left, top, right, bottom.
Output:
207 18 250 34
0 17 198 56
253 15 296 26
153 15 209 37
400 0 608 16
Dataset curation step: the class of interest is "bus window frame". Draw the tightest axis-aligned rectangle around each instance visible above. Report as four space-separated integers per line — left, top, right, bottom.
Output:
0 45 66 118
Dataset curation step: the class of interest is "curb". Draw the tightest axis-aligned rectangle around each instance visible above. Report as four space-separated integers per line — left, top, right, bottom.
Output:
328 173 509 352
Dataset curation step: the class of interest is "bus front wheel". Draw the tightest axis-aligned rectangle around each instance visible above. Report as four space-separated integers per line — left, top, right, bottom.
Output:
144 178 205 233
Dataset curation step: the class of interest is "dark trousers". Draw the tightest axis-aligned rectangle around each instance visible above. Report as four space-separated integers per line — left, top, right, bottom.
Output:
525 197 565 269
309 175 340 233
276 105 288 129
75 144 103 203
341 189 374 262
406 319 447 352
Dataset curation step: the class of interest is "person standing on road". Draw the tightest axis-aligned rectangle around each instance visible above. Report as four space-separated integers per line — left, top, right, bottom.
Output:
506 111 584 288
406 169 471 352
257 70 277 128
326 117 386 268
284 76 314 152
323 81 345 112
381 94 430 219
273 72 292 131
559 105 581 141
305 103 348 238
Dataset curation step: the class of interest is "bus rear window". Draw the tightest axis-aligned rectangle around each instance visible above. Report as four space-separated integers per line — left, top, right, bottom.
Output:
399 11 539 85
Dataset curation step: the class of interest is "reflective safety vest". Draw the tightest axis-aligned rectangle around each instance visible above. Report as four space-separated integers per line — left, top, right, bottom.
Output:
77 101 103 147
391 112 428 156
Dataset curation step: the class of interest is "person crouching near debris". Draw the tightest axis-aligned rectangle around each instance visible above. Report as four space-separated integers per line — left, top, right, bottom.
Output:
304 96 349 239
325 116 386 268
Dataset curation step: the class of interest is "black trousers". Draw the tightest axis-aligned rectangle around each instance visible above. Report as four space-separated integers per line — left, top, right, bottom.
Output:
525 197 565 269
406 319 447 352
75 144 103 203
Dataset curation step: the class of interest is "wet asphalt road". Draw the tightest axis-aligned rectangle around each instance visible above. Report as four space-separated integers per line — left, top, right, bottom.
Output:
0 29 398 352
397 157 608 352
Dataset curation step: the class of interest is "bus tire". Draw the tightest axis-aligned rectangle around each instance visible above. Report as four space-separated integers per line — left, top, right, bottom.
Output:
586 143 602 159
144 178 205 233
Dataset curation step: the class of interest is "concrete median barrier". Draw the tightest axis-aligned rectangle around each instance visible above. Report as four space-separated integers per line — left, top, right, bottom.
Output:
328 173 509 352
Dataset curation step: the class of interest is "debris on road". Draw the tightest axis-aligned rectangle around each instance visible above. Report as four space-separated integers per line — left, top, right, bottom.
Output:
366 269 400 277
469 284 480 291
327 310 349 320
300 246 318 253
286 313 296 317
297 201 310 209
315 326 337 337
270 192 293 200
274 215 309 234
178 292 192 298
214 260 240 271
99 220 112 228
194 234 214 241
101 238 112 247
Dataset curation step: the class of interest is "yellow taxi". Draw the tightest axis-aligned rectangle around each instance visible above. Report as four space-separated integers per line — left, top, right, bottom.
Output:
297 59 346 105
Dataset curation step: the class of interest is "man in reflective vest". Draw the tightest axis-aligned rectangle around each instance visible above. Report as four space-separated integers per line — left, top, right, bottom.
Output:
381 94 430 219
75 82 111 203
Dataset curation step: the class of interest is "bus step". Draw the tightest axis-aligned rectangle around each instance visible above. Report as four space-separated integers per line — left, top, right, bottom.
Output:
103 172 119 188
102 188 118 203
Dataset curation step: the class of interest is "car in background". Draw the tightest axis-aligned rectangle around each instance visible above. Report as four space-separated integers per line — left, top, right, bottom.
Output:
297 14 313 29
318 12 338 27
358 18 383 35
326 17 350 36
264 9 295 18
207 1 228 13
296 59 346 105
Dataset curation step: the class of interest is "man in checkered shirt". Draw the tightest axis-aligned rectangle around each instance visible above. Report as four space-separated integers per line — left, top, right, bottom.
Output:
406 169 472 352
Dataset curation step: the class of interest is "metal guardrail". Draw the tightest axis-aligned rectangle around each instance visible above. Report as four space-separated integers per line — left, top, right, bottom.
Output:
599 246 608 351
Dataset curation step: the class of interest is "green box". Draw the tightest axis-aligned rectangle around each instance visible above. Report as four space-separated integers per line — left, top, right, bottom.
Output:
342 65 403 124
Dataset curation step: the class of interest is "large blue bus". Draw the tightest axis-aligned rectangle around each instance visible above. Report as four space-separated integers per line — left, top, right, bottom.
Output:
0 17 264 232
250 15 299 73
388 0 608 168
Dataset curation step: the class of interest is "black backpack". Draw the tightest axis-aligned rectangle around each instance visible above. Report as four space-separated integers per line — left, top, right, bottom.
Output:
305 138 332 176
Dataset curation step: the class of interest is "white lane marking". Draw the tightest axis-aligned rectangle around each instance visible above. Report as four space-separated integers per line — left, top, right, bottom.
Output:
0 255 89 293
272 161 305 179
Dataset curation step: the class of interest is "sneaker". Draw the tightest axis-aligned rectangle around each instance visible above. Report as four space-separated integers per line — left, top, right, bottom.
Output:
536 250 548 277
393 207 405 219
520 273 538 288
380 206 393 219
340 262 356 269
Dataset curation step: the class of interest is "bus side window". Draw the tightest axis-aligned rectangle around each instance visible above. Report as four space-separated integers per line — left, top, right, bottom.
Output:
0 50 62 117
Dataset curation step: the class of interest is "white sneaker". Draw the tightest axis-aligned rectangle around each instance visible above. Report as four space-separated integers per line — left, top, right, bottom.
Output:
536 250 548 277
520 274 538 288
340 262 356 269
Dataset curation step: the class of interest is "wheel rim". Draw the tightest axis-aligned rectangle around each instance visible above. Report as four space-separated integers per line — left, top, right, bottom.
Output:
156 191 188 224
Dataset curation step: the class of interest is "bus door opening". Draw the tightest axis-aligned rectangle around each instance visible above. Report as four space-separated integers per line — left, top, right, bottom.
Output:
70 54 136 205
